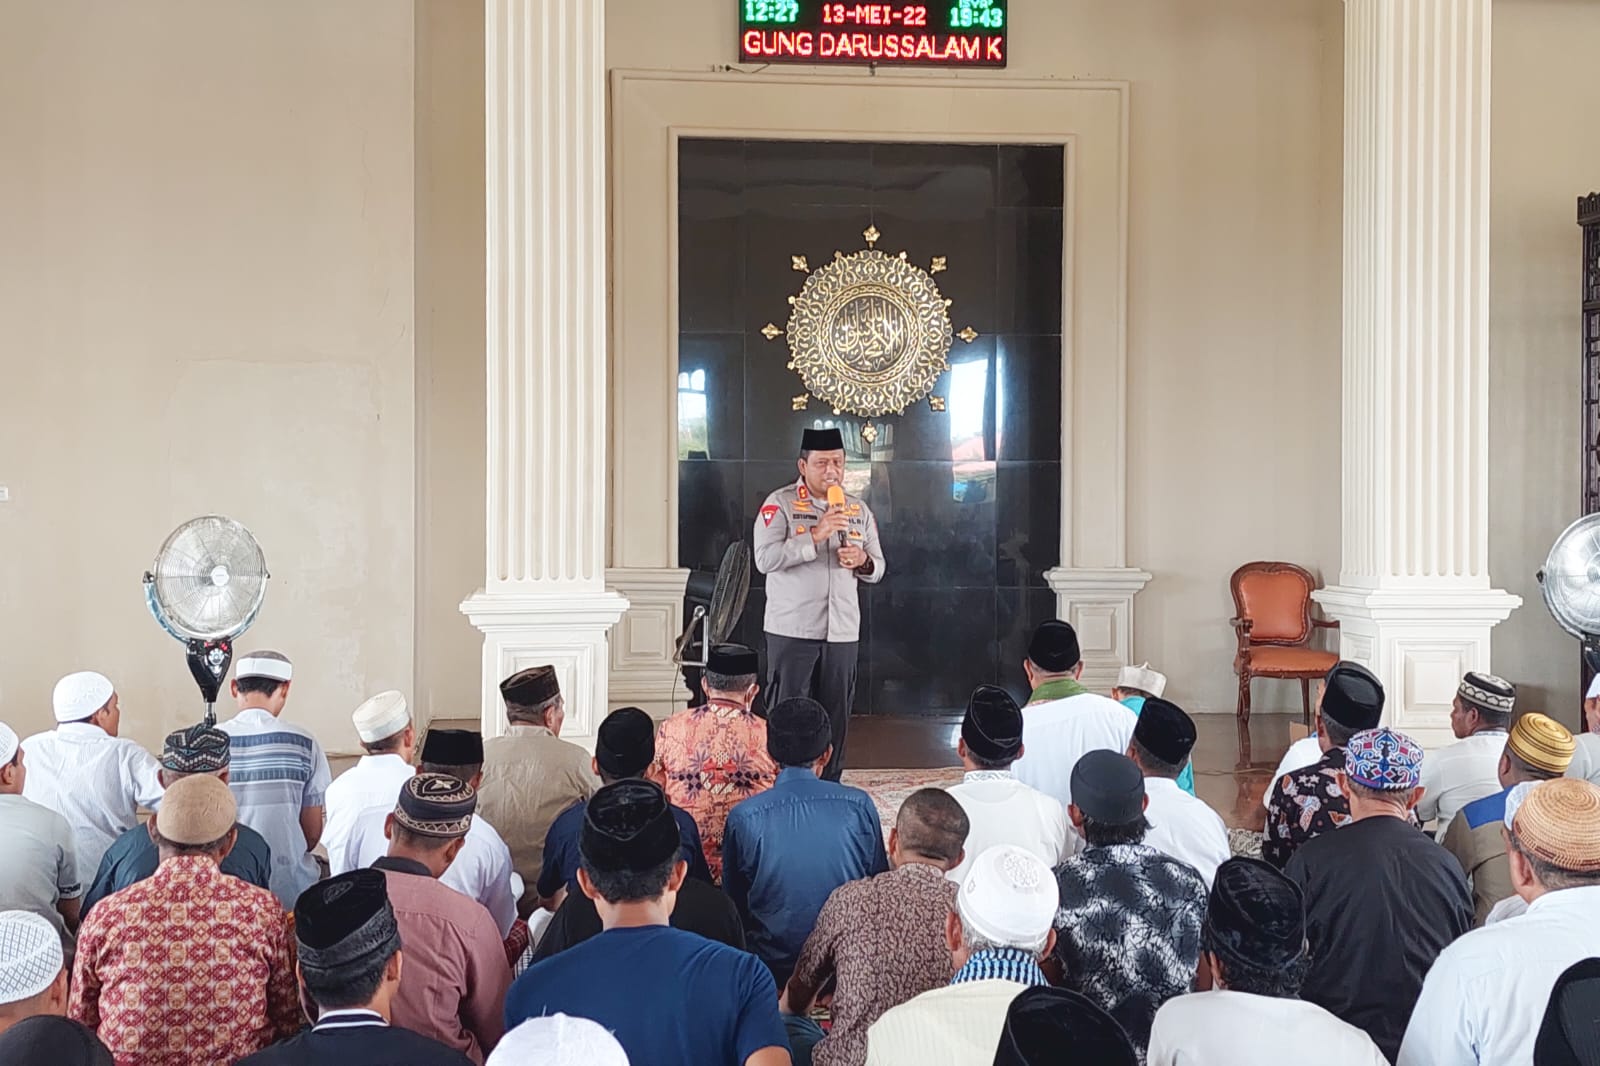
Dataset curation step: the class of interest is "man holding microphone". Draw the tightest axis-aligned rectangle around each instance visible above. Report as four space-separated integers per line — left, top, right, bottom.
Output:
753 428 886 781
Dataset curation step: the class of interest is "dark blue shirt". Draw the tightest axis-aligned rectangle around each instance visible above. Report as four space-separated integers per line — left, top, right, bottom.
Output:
721 766 889 985
536 798 712 899
504 924 786 1066
82 821 274 916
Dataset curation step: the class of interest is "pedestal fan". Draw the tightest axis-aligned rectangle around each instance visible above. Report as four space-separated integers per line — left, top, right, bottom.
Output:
142 515 270 724
1537 513 1600 678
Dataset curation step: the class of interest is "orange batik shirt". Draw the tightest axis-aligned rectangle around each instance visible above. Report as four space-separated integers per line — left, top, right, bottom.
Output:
656 700 779 882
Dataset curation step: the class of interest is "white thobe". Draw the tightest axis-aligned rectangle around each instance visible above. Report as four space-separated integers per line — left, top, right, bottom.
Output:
1141 777 1231 887
1149 990 1389 1065
1398 884 1600 1066
20 723 164 879
1416 730 1507 828
349 806 518 938
1564 733 1600 786
1262 735 1324 810
1012 693 1137 810
321 753 416 875
865 979 1024 1066
944 770 1068 883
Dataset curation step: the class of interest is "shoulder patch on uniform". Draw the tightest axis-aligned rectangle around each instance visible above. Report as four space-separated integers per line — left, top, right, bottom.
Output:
760 505 779 527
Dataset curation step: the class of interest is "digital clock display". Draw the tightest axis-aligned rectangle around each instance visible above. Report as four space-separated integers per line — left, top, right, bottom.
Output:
740 0 1007 67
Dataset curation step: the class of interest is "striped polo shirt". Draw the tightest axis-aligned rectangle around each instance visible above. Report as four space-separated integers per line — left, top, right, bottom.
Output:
218 707 331 906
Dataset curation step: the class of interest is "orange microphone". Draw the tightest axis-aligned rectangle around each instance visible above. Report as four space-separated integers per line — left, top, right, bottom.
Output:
826 485 847 549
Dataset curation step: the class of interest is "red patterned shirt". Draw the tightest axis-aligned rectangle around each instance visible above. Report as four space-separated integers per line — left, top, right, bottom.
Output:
657 700 778 881
70 854 301 1064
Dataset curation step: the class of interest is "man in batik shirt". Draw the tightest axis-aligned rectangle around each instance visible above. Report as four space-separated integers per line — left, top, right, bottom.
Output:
70 774 299 1064
656 643 777 881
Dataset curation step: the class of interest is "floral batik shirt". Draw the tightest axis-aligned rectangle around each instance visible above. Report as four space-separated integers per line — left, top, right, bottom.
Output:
657 699 778 881
1262 746 1422 869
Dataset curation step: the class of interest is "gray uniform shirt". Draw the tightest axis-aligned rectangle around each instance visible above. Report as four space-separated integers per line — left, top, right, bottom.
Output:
754 479 886 642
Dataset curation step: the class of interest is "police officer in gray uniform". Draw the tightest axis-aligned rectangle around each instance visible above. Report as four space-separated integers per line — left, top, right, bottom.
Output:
753 427 886 781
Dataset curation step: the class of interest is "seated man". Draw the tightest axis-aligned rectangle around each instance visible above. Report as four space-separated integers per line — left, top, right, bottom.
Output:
1052 750 1207 1056
0 911 68 1038
657 644 778 881
945 686 1067 883
865 845 1059 1066
0 722 82 956
504 780 789 1066
1112 662 1193 795
1417 673 1517 829
238 869 473 1066
1443 711 1573 925
1566 675 1600 785
322 691 419 874
785 789 970 1066
1127 697 1230 886
1147 858 1387 1065
69 775 300 1063
83 724 272 915
995 987 1137 1066
722 696 889 987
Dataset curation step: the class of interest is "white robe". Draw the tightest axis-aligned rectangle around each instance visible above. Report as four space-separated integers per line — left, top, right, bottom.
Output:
1149 990 1388 1066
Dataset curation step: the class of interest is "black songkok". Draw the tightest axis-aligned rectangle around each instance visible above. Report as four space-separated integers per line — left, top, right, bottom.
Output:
1536 957 1600 1066
1132 697 1198 766
420 728 484 767
295 869 401 979
596 707 656 779
962 685 1023 763
393 773 476 839
1202 857 1307 972
580 779 680 874
160 724 232 774
707 643 759 677
992 986 1137 1066
1026 620 1081 673
1069 750 1145 824
0 1017 115 1066
500 665 560 707
1321 661 1385 731
767 697 832 767
801 427 845 452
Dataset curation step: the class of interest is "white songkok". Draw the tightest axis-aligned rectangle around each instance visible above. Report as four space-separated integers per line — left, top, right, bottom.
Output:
235 651 293 683
352 691 411 744
1505 780 1539 831
0 911 64 1005
1588 675 1600 701
51 671 114 724
0 722 17 766
1116 662 1167 698
487 1015 629 1066
958 844 1060 952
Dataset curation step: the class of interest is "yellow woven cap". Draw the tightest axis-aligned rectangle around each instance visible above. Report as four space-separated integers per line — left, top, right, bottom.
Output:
1507 712 1576 776
1514 778 1600 873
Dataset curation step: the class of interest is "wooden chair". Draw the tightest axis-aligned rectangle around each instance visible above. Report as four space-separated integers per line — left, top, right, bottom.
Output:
1229 562 1339 724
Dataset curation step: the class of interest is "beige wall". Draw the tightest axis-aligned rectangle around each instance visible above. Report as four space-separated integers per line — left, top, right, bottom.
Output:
1487 0 1600 726
0 2 417 754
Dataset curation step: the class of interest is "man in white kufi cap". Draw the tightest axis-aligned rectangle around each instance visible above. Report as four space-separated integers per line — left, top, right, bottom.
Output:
0 910 69 1037
21 673 163 881
488 1015 629 1066
323 692 419 876
1564 675 1600 787
865 845 1060 1066
0 725 84 961
215 650 332 905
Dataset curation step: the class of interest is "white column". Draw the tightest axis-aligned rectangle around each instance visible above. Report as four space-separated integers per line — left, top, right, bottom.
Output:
460 0 627 745
1314 0 1519 746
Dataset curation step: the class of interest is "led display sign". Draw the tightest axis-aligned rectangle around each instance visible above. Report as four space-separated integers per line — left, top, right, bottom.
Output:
740 0 1007 68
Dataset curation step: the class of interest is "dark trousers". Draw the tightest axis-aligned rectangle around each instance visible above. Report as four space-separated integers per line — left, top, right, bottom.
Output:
766 634 857 782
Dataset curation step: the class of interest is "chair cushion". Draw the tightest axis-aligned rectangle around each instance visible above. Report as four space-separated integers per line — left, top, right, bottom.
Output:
1235 570 1313 643
1240 646 1338 676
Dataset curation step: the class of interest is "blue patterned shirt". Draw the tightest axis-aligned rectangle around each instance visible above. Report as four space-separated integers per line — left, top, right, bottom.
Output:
951 947 1048 988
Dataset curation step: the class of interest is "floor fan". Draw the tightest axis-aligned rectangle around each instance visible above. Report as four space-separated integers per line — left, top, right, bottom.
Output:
1537 513 1600 679
672 542 753 704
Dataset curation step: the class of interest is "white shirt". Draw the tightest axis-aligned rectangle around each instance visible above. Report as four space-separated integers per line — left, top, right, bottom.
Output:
1398 884 1600 1066
1141 777 1231 887
865 979 1024 1066
217 707 333 906
348 806 518 938
1012 691 1138 810
1149 990 1388 1066
945 770 1068 884
1416 730 1507 828
1564 733 1600 786
1262 735 1325 810
321 753 416 875
20 723 164 879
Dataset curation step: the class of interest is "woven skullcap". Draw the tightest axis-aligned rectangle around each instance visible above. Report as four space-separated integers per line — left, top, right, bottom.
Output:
1320 661 1384 730
1506 780 1538 831
1535 957 1600 1066
501 666 560 707
235 650 292 683
487 1015 630 1066
1343 728 1423 791
1026 620 1080 674
580 779 680 877
0 721 18 766
0 1017 114 1066
420 728 483 767
962 685 1023 763
958 845 1060 951
1514 778 1600 873
352 691 411 744
0 911 64 1005
1508 713 1576 776
52 671 114 723
1070 749 1146 823
1133 697 1198 766
160 724 232 774
595 708 656 780
295 869 401 979
1116 662 1167 698
993 986 1137 1066
706 643 759 677
1459 672 1516 715
1202 858 1307 972
767 697 832 766
800 427 844 453
394 773 476 839
155 774 237 845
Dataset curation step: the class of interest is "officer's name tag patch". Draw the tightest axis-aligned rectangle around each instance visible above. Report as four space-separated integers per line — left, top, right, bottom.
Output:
760 505 779 527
